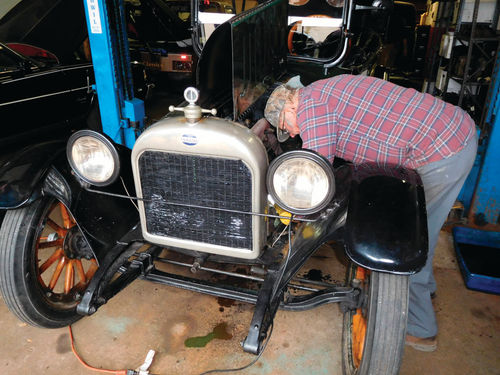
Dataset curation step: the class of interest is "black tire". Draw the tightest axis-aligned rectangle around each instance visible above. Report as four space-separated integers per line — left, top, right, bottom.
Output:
0 197 97 328
342 263 409 375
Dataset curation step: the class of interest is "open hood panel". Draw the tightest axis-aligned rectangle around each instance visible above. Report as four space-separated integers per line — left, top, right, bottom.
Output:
0 0 87 63
197 0 288 119
231 0 288 119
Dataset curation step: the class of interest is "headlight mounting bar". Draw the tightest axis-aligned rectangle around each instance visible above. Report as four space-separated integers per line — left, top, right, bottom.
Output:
83 185 320 223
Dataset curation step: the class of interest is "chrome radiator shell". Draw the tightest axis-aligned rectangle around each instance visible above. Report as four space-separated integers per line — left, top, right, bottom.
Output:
131 115 268 259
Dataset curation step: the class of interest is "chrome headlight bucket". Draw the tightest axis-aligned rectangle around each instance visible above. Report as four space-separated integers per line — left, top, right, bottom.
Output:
67 130 120 186
267 150 335 215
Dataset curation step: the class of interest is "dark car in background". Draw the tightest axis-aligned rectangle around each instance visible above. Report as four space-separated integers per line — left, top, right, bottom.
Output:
0 41 94 228
0 0 89 65
0 0 98 152
0 0 98 227
0 0 153 162
0 42 94 150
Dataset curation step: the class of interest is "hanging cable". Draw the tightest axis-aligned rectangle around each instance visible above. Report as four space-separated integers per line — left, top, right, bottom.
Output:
198 323 274 375
198 219 294 375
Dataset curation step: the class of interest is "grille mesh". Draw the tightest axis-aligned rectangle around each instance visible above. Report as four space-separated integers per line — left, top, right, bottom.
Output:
139 151 253 249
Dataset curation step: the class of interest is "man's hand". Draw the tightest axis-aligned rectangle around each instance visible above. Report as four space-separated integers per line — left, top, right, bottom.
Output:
251 118 271 139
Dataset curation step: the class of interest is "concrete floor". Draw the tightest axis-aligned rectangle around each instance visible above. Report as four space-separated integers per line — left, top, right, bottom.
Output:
1 230 499 375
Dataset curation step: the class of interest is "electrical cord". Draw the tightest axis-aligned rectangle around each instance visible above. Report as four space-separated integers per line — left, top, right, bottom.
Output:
70 319 273 375
69 325 128 375
69 221 294 375
70 319 272 375
197 323 274 375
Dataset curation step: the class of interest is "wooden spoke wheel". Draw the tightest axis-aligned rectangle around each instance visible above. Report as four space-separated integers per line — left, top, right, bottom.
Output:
342 263 409 375
0 197 98 328
36 202 97 304
351 267 369 368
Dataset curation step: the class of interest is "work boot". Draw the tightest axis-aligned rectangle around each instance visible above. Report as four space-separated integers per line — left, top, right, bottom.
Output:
405 335 437 352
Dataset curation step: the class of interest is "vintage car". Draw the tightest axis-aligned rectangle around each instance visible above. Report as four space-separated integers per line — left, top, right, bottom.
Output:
0 42 94 149
0 39 148 215
0 0 426 375
0 0 90 65
0 41 94 227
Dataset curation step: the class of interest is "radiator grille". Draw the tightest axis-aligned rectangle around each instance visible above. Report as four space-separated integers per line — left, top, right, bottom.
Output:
139 151 253 249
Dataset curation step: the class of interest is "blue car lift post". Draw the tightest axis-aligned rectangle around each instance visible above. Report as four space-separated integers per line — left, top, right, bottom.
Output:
453 49 500 294
83 0 144 149
76 0 160 318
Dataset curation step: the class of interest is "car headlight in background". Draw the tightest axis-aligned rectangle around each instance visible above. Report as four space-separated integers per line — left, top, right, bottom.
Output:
67 130 120 186
267 150 335 215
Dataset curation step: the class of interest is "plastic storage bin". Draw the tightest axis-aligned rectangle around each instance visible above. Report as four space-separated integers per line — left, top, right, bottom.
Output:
452 226 500 294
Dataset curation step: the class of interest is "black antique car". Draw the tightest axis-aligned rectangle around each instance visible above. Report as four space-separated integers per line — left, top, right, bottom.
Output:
0 0 426 375
0 41 94 216
0 42 94 150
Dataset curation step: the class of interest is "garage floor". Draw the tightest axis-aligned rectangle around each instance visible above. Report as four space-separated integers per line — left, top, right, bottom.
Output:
1 229 499 375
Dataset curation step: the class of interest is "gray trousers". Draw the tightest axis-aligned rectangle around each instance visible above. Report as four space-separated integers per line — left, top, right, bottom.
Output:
408 134 478 338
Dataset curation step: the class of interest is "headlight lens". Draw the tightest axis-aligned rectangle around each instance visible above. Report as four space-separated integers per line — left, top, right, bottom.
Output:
267 150 335 215
67 131 120 186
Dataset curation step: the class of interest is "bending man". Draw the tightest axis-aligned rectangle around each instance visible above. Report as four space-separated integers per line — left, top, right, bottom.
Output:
264 74 477 351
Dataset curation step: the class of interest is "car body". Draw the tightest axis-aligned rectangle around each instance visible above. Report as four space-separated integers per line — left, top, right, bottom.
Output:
0 42 94 150
0 0 90 65
0 41 94 231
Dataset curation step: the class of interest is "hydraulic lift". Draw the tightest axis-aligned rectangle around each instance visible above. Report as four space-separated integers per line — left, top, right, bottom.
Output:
467 49 500 228
453 48 500 294
83 0 145 149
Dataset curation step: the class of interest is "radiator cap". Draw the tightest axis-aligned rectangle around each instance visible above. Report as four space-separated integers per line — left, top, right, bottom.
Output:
169 87 217 123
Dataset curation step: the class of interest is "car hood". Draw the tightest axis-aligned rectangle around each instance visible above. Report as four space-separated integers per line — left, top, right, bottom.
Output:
0 0 87 64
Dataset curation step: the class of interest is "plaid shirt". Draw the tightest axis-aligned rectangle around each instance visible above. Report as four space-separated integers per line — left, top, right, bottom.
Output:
297 75 476 169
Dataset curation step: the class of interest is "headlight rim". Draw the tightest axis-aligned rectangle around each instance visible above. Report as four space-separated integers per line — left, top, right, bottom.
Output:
66 130 120 187
266 149 335 215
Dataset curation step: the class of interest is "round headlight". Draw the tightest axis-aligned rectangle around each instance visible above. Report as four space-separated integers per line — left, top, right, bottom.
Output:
267 150 335 215
67 130 120 186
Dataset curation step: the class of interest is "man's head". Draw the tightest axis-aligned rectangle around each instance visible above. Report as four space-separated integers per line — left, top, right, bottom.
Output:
264 85 300 142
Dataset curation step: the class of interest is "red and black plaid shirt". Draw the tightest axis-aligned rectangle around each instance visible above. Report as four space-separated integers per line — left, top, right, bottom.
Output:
297 75 476 169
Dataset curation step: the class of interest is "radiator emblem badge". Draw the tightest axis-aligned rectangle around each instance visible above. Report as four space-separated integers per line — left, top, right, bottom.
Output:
181 134 198 146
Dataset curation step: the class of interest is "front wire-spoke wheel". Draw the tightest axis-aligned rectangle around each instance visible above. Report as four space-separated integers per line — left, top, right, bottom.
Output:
342 263 409 375
0 197 98 328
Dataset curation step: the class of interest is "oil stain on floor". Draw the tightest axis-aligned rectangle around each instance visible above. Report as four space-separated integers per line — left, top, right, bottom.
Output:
184 322 233 348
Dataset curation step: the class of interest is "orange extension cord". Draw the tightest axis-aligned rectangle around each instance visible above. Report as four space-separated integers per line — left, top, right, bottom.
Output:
68 325 128 375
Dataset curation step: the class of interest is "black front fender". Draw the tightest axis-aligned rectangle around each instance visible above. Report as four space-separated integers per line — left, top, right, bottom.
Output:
345 164 428 274
0 141 65 209
0 140 140 262
46 143 141 261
